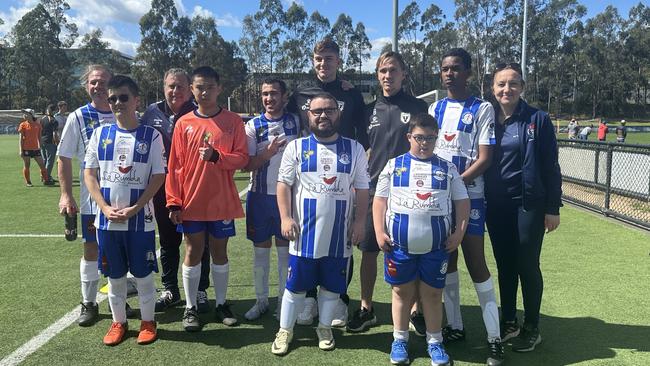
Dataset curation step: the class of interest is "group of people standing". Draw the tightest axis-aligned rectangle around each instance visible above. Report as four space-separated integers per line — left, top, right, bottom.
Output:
47 36 561 366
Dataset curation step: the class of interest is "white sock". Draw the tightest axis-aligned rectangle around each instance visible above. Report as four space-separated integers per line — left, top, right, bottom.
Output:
280 289 305 330
426 331 444 345
108 276 127 323
276 246 289 300
253 247 270 301
475 277 500 341
136 273 156 322
317 288 339 328
182 263 201 309
80 258 99 304
211 263 229 306
393 329 409 341
443 271 463 330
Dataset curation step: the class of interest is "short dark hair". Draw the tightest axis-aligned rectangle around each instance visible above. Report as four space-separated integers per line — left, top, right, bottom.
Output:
191 66 220 83
261 78 287 95
408 113 439 133
309 92 339 109
107 75 140 96
442 48 472 70
46 103 56 115
314 37 340 55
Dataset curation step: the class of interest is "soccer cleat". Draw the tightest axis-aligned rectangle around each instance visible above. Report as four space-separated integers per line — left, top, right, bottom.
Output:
154 290 181 312
244 299 269 321
215 303 238 326
137 320 157 345
103 322 128 346
331 299 348 327
316 325 335 350
428 342 451 366
43 179 55 186
78 302 99 327
389 339 409 364
487 338 505 366
512 325 541 352
501 319 520 342
182 306 201 332
196 290 210 314
271 328 293 355
296 297 318 325
409 311 426 337
442 325 466 343
26 181 33 187
347 307 377 333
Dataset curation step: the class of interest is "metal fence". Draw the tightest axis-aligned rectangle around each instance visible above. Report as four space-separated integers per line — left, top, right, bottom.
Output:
557 139 650 230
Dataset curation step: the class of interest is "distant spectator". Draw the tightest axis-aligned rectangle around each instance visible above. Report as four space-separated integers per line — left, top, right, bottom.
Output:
597 119 608 141
579 124 593 140
18 108 48 187
40 104 59 185
567 119 579 139
54 101 68 134
615 120 627 143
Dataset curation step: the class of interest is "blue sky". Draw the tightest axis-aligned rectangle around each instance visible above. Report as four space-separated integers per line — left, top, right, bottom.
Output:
0 0 644 70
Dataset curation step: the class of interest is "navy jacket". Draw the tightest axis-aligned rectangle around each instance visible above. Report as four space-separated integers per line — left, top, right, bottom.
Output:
485 100 562 215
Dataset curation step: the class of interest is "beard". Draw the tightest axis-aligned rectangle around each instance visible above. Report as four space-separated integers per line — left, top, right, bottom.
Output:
309 119 337 138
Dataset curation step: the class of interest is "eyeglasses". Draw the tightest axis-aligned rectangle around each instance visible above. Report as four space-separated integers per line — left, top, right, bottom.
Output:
410 134 436 143
494 62 523 74
107 94 130 104
309 108 338 117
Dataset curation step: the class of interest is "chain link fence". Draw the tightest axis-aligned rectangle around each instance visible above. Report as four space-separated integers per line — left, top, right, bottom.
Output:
558 139 650 230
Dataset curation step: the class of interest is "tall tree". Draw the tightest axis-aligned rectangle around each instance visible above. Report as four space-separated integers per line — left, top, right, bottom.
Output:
305 11 331 48
421 4 456 92
239 14 267 73
39 0 78 47
348 22 372 74
329 14 355 71
258 0 285 72
278 3 309 73
77 29 131 75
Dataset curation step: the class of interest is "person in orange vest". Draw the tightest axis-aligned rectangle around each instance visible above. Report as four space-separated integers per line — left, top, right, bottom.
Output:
597 118 608 141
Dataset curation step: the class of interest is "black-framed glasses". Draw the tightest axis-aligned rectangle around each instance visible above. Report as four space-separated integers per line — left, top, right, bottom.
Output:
309 108 338 117
107 94 129 104
410 134 436 143
494 62 523 74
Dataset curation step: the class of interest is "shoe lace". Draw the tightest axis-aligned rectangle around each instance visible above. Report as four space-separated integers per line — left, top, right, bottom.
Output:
428 343 446 359
392 340 407 354
276 329 290 343
197 291 208 303
183 308 197 320
489 340 504 356
108 322 124 335
140 321 155 333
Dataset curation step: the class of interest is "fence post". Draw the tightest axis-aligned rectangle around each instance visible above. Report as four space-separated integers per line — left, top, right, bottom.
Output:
594 146 600 185
604 144 613 216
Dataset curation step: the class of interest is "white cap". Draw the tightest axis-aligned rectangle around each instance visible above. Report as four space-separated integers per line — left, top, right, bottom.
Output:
21 108 35 115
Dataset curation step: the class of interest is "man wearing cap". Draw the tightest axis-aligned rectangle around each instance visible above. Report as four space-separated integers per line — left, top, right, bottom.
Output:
616 120 627 143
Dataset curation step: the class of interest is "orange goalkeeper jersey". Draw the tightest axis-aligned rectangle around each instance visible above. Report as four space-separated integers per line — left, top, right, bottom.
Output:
166 108 249 221
18 120 41 150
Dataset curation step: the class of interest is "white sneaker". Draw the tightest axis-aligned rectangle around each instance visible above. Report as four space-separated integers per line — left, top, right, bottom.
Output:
245 299 269 320
316 325 335 350
271 328 293 355
331 299 348 327
296 297 318 325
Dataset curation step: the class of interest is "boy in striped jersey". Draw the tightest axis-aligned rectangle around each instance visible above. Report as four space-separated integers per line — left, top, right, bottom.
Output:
84 75 166 346
271 93 369 355
244 79 299 321
374 113 469 365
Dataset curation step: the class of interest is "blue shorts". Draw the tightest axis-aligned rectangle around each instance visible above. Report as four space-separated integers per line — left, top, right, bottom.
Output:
384 246 449 289
286 254 350 294
177 220 236 238
81 214 97 243
246 191 285 243
454 198 485 236
97 229 158 279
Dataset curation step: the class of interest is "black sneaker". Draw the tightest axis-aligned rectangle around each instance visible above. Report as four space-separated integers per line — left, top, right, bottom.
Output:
346 307 377 333
512 324 541 352
442 325 466 343
78 302 99 327
107 301 139 319
501 319 521 342
183 306 201 332
196 290 210 314
155 290 181 312
487 338 505 366
409 311 426 337
215 303 238 326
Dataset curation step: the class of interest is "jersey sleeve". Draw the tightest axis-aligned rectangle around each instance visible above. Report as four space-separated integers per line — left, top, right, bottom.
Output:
165 119 186 208
448 163 469 200
374 159 393 198
352 141 370 189
477 102 496 145
277 139 298 186
83 127 100 169
215 117 249 170
57 112 81 158
149 130 167 175
245 119 258 156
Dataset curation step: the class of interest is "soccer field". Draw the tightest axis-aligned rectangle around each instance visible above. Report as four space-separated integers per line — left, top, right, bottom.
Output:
0 135 648 366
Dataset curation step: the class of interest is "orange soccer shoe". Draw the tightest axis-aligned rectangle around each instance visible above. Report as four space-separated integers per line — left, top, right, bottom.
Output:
103 322 128 346
137 320 157 345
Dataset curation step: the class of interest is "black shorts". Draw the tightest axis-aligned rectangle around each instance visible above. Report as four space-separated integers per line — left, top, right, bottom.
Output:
22 150 41 158
360 196 380 252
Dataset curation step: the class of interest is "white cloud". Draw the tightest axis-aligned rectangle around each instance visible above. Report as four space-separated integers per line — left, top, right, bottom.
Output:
67 0 149 25
282 0 304 7
192 5 213 18
191 7 241 27
0 4 35 36
370 36 392 52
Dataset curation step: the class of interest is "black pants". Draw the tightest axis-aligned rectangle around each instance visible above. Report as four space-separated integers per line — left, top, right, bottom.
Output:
486 202 545 328
153 187 210 294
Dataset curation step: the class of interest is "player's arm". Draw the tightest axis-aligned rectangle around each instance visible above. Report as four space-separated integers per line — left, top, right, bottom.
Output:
351 188 369 245
461 144 493 185
166 121 185 223
372 196 391 252
83 167 119 222
277 181 298 241
462 103 495 184
243 137 287 172
447 198 470 253
210 119 250 170
57 116 79 215
17 128 23 155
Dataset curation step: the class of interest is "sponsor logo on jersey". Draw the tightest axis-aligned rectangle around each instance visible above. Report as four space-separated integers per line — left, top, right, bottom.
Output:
324 164 330 171
461 112 474 125
152 118 163 128
302 150 314 161
394 167 408 176
308 177 344 195
400 112 411 124
101 138 113 150
118 166 133 174
416 180 424 187
416 192 432 200
102 167 143 185
527 122 536 139
222 220 232 225
338 153 350 165
323 176 337 185
395 196 442 211
443 133 456 142
136 141 149 155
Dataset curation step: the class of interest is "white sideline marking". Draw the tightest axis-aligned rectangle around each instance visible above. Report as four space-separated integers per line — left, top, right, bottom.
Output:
0 293 107 366
0 185 250 364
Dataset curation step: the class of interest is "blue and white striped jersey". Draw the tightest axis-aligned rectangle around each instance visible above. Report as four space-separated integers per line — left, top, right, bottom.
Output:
278 135 370 259
84 124 166 232
429 97 495 199
245 113 300 195
375 152 468 254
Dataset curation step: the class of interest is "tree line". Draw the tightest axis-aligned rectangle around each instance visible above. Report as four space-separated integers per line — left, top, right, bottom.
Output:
0 0 648 118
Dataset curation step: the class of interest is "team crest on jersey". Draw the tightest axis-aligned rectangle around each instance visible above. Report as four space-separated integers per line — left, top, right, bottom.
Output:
136 141 149 155
461 112 474 125
470 209 481 220
302 150 314 161
338 153 350 165
337 101 345 111
145 251 155 262
284 118 296 130
440 260 448 274
400 112 411 124
101 138 113 150
527 122 536 139
433 168 446 181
